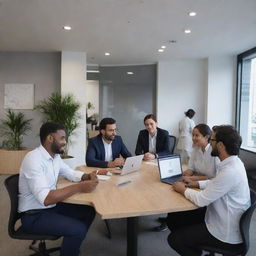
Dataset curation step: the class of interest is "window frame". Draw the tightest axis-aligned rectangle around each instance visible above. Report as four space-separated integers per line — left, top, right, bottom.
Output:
236 46 256 154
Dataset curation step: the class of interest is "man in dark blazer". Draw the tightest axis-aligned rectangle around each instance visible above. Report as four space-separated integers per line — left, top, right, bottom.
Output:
135 114 171 159
86 117 131 168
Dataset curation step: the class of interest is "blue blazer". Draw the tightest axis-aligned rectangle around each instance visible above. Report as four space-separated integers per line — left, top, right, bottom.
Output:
86 134 132 168
135 127 171 157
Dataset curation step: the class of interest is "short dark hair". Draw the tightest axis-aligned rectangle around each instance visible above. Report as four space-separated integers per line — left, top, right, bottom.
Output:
144 114 157 124
194 124 212 137
185 109 195 119
99 118 116 131
40 122 65 144
214 125 242 155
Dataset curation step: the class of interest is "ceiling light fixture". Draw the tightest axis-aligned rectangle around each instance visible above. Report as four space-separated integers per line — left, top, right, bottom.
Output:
161 45 166 49
188 12 197 16
105 52 110 56
87 70 100 73
127 72 134 75
158 49 164 52
184 29 191 34
63 26 72 30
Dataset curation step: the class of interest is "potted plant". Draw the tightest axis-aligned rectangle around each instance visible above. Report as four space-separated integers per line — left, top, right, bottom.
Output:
35 92 81 163
0 109 32 174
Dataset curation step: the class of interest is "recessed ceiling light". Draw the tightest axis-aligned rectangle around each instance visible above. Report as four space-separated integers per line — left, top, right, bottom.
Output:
161 46 166 49
184 29 191 34
158 49 164 52
63 26 72 30
105 52 110 56
188 12 197 17
127 72 134 75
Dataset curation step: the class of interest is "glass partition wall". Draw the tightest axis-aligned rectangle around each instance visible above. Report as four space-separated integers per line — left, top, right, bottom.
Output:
99 64 156 153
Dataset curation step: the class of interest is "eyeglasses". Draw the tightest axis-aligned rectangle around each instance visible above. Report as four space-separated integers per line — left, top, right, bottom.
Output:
209 138 217 142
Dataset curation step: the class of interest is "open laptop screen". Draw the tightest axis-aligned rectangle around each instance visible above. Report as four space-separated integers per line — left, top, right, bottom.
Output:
158 155 182 179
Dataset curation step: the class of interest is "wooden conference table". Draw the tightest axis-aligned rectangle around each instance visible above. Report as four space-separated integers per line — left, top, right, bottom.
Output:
57 161 197 256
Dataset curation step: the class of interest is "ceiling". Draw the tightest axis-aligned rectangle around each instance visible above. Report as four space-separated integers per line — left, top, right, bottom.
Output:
0 0 255 65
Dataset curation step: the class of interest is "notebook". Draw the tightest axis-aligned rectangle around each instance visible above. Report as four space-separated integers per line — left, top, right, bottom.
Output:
157 155 183 184
112 155 144 176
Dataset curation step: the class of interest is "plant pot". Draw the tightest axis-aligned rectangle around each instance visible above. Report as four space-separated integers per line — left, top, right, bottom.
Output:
62 156 77 169
0 148 32 174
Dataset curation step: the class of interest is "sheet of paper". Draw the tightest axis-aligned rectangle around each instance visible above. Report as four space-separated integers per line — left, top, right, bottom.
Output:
97 175 111 180
144 161 158 166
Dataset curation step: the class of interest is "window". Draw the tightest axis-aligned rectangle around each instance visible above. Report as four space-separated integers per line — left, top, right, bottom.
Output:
236 47 256 153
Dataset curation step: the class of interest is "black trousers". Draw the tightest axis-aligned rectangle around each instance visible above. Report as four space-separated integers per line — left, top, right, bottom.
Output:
167 208 242 256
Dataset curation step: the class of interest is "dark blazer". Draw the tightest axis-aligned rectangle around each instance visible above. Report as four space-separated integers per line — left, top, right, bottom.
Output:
135 127 171 157
86 134 132 168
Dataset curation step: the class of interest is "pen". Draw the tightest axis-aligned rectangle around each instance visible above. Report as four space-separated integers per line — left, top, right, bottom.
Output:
117 180 132 187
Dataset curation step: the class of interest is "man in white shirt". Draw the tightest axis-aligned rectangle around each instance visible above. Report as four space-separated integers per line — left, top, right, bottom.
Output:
19 122 99 256
167 125 250 256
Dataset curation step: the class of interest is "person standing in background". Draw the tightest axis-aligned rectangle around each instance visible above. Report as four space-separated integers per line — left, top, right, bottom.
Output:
177 109 195 164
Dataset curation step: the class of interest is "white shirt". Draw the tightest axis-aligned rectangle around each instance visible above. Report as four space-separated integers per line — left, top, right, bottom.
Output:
102 138 113 162
148 130 157 154
185 156 250 244
179 116 195 137
18 145 84 212
177 116 195 153
188 144 219 189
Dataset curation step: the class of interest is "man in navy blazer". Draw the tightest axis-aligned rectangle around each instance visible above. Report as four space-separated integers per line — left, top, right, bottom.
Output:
135 114 171 159
86 117 131 168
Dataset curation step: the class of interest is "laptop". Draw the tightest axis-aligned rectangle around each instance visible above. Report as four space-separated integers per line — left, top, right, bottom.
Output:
157 155 183 184
113 154 144 175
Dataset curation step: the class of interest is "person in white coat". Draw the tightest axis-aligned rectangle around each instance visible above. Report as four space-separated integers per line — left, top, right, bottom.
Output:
177 109 195 163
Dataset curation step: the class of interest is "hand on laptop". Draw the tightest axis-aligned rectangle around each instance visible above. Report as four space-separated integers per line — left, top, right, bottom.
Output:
172 182 186 195
181 176 193 183
107 157 125 168
182 169 193 176
181 176 199 188
143 152 156 160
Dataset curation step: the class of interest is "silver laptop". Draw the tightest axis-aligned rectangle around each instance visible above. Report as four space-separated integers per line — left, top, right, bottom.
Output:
113 155 144 175
157 155 183 184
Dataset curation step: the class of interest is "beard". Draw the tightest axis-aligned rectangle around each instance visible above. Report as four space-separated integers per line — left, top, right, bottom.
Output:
104 134 115 141
211 147 219 157
51 141 65 154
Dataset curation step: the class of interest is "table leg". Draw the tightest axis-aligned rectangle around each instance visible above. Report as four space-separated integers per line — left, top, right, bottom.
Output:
127 217 138 256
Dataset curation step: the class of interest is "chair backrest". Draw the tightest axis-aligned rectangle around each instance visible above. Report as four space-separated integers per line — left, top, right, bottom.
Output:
240 189 256 254
169 135 176 154
4 174 21 238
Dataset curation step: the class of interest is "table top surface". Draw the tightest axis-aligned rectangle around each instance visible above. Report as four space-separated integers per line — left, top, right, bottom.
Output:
57 161 197 219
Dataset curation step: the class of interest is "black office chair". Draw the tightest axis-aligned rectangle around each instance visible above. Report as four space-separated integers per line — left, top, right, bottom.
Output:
198 189 256 256
4 174 61 256
169 135 176 154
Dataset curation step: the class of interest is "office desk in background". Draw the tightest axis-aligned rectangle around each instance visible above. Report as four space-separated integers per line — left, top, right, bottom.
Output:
57 161 197 256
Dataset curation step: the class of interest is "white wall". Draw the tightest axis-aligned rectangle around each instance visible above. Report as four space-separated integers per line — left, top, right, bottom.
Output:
61 52 87 166
0 52 60 148
206 56 236 127
157 60 208 138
